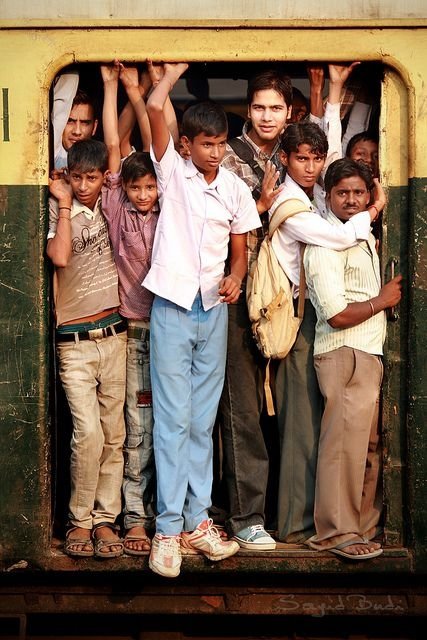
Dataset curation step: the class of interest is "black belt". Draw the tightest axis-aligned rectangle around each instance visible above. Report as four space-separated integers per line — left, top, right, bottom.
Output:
56 320 128 343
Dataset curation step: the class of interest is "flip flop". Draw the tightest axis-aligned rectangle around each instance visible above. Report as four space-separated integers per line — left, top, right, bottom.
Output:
124 534 152 556
64 526 94 558
329 539 383 561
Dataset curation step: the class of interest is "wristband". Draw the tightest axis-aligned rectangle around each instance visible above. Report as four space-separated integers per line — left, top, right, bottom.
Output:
368 300 375 317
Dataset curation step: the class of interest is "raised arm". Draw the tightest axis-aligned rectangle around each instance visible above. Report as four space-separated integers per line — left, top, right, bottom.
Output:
327 62 360 105
52 71 79 163
322 62 361 171
119 63 152 152
118 67 152 156
101 61 121 173
307 64 325 120
146 61 188 161
147 61 180 146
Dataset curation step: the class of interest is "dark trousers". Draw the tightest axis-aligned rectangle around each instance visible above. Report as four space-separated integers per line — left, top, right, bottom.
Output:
276 299 323 543
218 298 271 537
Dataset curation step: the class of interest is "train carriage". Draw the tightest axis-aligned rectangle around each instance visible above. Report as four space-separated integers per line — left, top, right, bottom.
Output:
0 1 426 636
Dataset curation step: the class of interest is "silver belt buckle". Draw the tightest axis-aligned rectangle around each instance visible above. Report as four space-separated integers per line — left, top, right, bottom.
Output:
88 327 105 340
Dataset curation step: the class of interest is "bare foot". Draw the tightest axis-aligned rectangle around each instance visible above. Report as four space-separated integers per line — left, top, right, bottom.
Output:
343 541 381 556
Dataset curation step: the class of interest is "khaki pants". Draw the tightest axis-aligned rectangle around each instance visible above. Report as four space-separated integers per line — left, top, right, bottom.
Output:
310 346 383 550
57 332 127 529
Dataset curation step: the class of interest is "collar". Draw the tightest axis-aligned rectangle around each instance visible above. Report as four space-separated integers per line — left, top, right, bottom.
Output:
283 174 326 214
324 207 344 227
71 195 102 220
183 157 225 191
124 200 160 216
241 121 281 160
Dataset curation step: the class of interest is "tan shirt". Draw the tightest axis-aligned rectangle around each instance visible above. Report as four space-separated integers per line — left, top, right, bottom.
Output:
48 196 119 325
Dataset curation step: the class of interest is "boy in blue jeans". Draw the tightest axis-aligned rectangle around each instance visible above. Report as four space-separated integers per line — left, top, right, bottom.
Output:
144 62 261 578
101 60 162 555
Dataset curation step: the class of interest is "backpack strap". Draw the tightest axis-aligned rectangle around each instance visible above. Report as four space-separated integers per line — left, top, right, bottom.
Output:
228 137 265 199
268 198 309 238
268 198 308 319
297 245 306 320
264 359 275 418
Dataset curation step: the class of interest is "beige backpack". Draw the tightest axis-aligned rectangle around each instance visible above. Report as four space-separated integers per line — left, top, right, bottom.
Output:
246 198 308 415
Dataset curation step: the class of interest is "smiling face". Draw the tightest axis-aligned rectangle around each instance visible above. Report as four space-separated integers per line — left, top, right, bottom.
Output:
62 103 98 151
123 173 158 213
247 89 291 148
182 131 228 183
349 139 379 177
68 167 105 210
280 143 326 196
328 175 371 222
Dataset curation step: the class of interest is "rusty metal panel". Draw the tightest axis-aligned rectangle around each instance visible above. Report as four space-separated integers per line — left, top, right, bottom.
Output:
407 176 427 572
380 69 427 569
0 184 51 564
379 70 409 547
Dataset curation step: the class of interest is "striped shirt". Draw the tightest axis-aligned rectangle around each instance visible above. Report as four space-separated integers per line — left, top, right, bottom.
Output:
304 209 386 356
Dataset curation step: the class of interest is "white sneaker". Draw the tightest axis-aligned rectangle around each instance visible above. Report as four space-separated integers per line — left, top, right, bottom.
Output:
233 524 276 550
149 533 182 578
181 518 240 561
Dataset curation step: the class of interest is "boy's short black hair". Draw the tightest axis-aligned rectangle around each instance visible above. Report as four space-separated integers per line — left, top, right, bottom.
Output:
280 122 328 157
346 131 379 157
67 139 108 173
181 101 228 141
247 69 293 108
324 158 374 195
121 152 156 184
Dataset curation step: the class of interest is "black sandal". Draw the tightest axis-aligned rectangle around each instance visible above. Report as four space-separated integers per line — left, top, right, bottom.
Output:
91 522 124 558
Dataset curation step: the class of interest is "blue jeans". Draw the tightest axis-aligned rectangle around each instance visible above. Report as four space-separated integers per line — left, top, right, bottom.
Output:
122 321 156 530
150 293 228 535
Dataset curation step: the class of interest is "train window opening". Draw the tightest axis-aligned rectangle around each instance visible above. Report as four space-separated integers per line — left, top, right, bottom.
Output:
48 59 407 559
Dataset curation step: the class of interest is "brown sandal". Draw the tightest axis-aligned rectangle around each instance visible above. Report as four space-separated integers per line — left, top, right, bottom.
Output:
124 533 152 556
64 526 94 558
92 522 124 559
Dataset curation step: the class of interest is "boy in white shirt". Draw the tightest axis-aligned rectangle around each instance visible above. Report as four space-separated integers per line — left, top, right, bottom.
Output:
144 62 261 578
